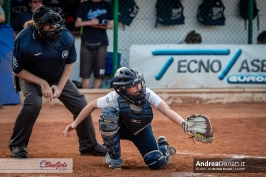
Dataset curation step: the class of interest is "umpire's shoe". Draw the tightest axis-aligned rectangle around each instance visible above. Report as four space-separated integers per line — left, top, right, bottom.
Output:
10 146 28 158
80 142 107 156
157 136 176 156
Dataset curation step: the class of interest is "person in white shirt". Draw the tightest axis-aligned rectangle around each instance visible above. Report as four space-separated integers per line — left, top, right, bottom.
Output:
63 67 189 170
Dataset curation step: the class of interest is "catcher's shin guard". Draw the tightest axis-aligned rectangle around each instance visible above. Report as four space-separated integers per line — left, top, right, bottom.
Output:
101 133 121 159
99 108 122 169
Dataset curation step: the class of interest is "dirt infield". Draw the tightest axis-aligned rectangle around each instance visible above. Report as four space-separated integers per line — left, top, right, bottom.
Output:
0 102 266 177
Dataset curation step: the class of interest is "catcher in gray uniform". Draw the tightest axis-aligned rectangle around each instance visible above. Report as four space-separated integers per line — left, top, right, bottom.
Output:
63 67 213 169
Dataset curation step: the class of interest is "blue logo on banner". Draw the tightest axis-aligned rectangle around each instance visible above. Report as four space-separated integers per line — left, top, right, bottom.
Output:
218 49 241 80
227 75 266 83
152 48 230 80
152 48 265 84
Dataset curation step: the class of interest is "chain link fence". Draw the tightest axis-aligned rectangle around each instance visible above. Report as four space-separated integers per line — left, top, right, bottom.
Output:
116 0 266 67
3 0 265 83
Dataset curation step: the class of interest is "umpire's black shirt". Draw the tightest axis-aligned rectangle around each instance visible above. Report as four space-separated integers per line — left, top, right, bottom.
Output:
12 25 77 83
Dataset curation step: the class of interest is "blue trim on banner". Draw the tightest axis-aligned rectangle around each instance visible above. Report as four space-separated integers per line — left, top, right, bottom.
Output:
155 57 174 80
218 49 242 80
152 49 230 55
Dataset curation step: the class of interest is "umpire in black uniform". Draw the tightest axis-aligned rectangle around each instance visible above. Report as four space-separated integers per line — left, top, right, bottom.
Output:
9 5 106 158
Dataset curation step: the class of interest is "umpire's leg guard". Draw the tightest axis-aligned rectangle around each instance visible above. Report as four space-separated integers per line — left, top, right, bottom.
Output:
99 108 122 169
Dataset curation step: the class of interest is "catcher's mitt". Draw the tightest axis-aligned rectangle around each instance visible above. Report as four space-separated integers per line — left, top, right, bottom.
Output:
182 114 214 144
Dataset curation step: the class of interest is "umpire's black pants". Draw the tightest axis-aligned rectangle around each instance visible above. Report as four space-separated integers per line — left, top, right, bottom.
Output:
9 79 97 152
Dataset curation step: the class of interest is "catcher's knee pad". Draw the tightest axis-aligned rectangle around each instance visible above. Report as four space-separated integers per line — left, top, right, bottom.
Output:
99 108 121 159
143 150 167 170
99 108 119 135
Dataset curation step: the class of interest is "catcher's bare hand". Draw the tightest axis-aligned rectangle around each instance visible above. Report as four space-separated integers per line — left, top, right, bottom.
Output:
63 123 77 138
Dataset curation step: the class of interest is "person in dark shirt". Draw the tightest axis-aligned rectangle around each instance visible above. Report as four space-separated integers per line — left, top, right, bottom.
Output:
10 5 106 158
11 0 43 36
257 31 266 44
75 0 113 88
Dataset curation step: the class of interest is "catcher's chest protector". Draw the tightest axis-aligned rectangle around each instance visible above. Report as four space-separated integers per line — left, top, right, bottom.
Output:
118 97 153 135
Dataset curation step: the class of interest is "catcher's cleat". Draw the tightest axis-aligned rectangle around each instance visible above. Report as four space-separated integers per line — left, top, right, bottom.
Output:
104 153 122 170
80 142 107 156
10 146 28 158
157 136 176 156
109 157 123 170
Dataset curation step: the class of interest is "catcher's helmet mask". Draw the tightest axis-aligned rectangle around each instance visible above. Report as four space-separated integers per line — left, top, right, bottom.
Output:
33 5 65 41
113 67 147 106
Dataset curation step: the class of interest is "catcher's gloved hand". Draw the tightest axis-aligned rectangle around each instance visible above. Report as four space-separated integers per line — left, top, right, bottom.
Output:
182 114 214 144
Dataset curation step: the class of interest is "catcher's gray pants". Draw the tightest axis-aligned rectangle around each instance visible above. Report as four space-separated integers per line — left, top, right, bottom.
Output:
9 79 97 152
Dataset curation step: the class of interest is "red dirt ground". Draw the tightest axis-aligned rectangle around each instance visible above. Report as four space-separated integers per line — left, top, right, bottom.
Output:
0 102 266 177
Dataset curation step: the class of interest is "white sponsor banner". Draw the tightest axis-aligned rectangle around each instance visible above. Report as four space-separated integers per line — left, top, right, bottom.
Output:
130 44 266 88
0 158 73 173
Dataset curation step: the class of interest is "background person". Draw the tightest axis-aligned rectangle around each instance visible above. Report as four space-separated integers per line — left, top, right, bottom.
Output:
11 0 43 36
0 0 5 23
257 31 266 44
75 0 113 89
179 30 202 44
9 5 106 158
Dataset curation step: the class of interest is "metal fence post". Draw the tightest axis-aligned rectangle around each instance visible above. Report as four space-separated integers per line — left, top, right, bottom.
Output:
113 0 119 76
248 0 254 44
